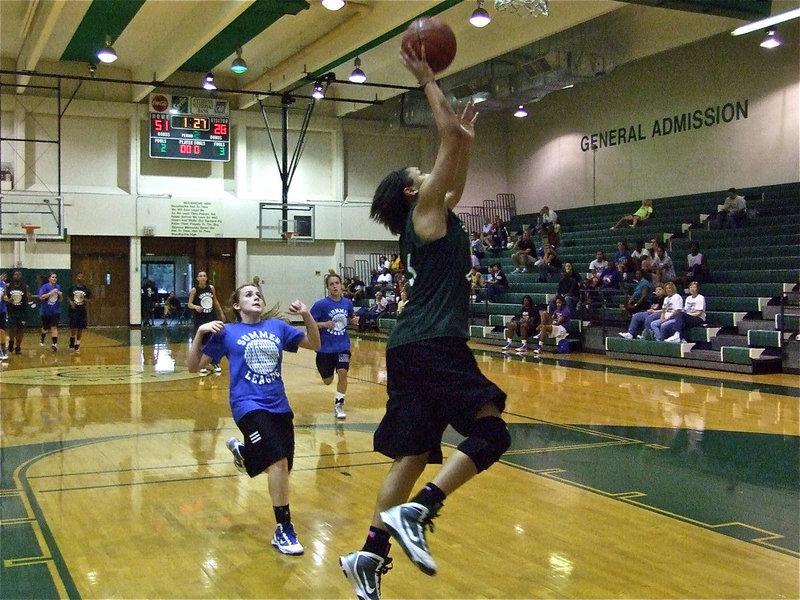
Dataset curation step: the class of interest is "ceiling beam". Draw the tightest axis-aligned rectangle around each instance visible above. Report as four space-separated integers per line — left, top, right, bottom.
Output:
14 0 66 93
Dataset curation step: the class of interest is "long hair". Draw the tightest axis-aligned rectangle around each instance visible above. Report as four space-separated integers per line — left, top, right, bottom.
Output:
229 284 282 322
370 167 413 235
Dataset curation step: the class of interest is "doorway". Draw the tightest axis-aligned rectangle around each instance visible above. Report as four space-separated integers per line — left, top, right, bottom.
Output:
71 236 130 326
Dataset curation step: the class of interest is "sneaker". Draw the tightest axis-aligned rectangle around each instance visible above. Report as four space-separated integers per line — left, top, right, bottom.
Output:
74 346 81 354
531 333 540 340
0 352 7 361
14 347 21 355
502 341 512 351
512 267 523 274
226 437 247 473
212 363 222 373
335 401 347 419
380 502 438 576
522 268 530 273
199 368 209 375
618 332 633 340
665 332 681 343
518 342 528 352
533 347 541 354
271 522 304 555
52 344 57 353
340 551 393 600
40 340 44 347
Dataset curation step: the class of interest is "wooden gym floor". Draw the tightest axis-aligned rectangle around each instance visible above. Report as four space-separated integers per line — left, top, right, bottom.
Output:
0 326 798 599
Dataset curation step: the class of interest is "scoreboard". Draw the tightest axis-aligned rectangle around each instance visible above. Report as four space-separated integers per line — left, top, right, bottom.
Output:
149 94 230 162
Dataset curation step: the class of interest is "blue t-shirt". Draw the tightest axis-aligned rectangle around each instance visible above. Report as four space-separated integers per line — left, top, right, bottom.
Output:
310 296 354 354
38 283 61 316
202 319 305 422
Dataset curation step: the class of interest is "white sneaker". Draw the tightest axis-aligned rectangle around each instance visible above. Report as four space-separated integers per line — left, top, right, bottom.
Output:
380 503 438 576
340 551 393 600
334 401 347 420
199 368 208 375
517 342 528 352
665 332 681 343
226 437 247 473
271 523 304 555
618 332 633 339
502 341 512 351
513 267 523 274
533 346 541 354
212 363 222 373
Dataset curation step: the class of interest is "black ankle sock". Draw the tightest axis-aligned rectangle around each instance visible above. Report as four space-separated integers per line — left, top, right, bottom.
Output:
363 526 391 557
273 504 291 526
40 333 46 343
412 482 446 511
69 337 75 347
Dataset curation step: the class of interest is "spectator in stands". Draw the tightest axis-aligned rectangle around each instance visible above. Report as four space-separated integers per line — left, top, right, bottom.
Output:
677 241 708 291
480 262 508 302
471 231 486 260
630 240 647 267
711 188 747 229
480 216 494 248
488 215 509 251
502 295 541 353
620 272 654 317
639 237 659 275
534 295 570 354
468 266 485 301
389 253 404 274
511 230 536 273
376 268 393 293
611 199 653 229
378 255 390 270
600 262 625 291
348 276 365 302
394 273 411 299
162 291 182 325
396 290 409 315
613 240 631 266
618 284 665 339
550 263 581 312
534 242 561 283
584 250 610 296
650 244 676 286
537 206 559 233
356 291 390 331
662 281 706 343
650 281 683 341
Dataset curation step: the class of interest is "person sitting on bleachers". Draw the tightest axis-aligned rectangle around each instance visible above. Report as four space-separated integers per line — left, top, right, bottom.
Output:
375 267 393 293
677 241 708 291
347 276 365 302
711 188 747 229
480 216 494 248
550 262 581 312
161 291 182 325
471 231 486 260
511 230 536 273
650 281 683 341
396 290 409 315
479 262 508 302
488 215 510 252
389 253 404 274
610 199 653 229
613 240 631 266
620 271 654 317
639 237 659 276
356 291 391 331
468 266 485 301
618 284 665 339
650 244 676 286
502 295 541 353
537 206 559 234
662 281 706 343
630 240 647 267
588 250 609 281
533 295 570 355
536 242 562 283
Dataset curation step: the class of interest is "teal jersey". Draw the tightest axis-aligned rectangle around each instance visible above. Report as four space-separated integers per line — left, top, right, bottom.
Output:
387 209 471 350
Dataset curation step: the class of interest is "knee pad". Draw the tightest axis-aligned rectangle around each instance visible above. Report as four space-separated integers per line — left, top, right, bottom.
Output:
457 416 511 473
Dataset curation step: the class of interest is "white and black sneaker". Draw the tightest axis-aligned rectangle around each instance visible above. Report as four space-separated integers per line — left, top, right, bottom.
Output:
501 341 512 351
334 401 347 420
271 522 304 555
212 363 222 373
340 551 393 600
380 502 438 576
226 437 246 474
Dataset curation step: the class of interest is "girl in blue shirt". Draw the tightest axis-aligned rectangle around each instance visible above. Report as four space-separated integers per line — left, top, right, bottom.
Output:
38 272 62 352
187 283 320 556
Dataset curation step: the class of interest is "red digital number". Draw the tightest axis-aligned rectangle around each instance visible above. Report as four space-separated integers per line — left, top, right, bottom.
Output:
194 146 201 155
213 123 228 136
179 144 192 154
153 118 169 132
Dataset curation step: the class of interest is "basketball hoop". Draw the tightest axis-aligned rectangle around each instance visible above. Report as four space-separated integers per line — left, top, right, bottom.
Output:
22 224 40 245
494 0 549 17
283 231 297 246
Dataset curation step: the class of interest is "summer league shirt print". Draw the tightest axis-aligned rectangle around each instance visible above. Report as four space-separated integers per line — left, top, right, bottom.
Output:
310 296 354 354
202 319 304 421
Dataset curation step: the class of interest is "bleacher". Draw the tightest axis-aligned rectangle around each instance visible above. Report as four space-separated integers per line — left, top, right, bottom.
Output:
462 184 799 373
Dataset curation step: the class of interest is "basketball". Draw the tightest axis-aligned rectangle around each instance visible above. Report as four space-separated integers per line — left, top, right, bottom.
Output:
401 17 457 74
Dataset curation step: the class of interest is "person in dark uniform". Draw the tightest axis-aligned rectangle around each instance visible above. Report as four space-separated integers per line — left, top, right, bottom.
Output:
141 277 158 326
67 272 91 353
5 270 31 355
187 271 225 374
339 44 510 600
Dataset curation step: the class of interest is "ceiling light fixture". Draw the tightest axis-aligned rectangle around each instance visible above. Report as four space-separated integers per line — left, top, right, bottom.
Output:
470 0 491 27
472 91 490 103
349 57 367 83
760 28 781 48
203 72 216 90
312 81 325 99
96 35 118 64
731 7 800 36
321 0 345 10
231 47 248 74
514 104 528 118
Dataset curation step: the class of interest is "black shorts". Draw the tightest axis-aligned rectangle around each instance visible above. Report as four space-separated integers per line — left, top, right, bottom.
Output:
41 314 60 329
236 409 295 477
70 307 88 329
0 312 6 330
316 351 351 379
374 337 506 463
7 308 25 329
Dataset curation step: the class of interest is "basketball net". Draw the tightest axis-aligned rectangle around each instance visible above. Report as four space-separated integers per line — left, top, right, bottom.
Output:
22 224 39 249
494 0 549 17
283 231 297 246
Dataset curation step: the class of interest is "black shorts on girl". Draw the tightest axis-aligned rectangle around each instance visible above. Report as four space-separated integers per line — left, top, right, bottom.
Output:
373 337 506 463
236 409 295 477
41 314 60 329
315 351 351 379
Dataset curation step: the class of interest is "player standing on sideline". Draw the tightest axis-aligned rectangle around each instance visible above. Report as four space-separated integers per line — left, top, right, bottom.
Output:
187 284 320 555
339 44 510 600
38 272 63 353
188 271 225 374
67 272 92 353
5 271 30 355
310 272 359 419
0 272 8 361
